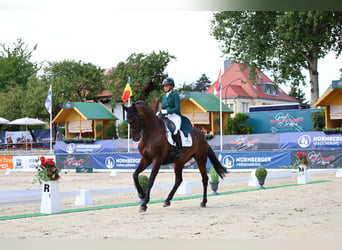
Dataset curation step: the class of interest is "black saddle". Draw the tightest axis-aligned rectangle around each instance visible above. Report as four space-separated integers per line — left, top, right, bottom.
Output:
158 113 176 134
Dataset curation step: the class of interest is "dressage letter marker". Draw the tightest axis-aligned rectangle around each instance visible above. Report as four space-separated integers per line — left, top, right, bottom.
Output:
40 181 61 214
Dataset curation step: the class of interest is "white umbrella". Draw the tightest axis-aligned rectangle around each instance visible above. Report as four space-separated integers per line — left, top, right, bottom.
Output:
9 117 45 126
9 117 46 150
0 117 9 124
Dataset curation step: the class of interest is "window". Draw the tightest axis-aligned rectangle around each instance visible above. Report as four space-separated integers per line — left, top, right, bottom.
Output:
239 102 249 113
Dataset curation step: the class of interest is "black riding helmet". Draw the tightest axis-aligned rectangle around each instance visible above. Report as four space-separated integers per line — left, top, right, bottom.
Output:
162 77 175 87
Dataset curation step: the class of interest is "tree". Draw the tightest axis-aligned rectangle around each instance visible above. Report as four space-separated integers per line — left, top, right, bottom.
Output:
210 11 342 105
193 74 211 92
225 113 252 135
288 86 308 105
42 60 104 140
105 51 175 108
43 60 105 114
0 38 39 91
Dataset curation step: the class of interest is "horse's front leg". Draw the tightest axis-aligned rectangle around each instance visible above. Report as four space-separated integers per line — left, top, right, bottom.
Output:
133 158 151 201
164 164 183 207
140 162 161 212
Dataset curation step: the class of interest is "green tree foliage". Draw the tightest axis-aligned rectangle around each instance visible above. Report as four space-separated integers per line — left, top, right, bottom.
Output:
105 51 175 108
193 74 211 92
311 109 325 131
105 121 118 139
210 11 342 105
225 113 252 135
0 38 39 91
288 86 308 105
43 60 105 115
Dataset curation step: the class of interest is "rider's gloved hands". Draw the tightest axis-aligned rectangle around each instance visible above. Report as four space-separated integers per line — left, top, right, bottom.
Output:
161 109 168 115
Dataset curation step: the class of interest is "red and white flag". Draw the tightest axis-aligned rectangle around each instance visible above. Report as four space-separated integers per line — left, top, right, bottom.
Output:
214 69 221 97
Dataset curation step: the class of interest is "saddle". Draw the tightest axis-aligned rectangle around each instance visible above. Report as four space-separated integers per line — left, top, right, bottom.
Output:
159 114 176 134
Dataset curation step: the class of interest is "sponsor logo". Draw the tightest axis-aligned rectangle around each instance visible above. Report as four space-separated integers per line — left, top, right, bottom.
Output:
298 135 311 148
66 143 76 154
222 155 234 169
105 156 115 169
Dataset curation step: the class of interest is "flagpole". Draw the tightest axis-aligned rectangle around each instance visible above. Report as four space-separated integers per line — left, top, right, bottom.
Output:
127 77 131 153
127 97 130 153
219 73 223 152
49 85 53 154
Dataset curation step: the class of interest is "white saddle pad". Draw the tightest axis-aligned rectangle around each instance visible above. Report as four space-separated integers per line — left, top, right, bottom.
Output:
166 128 193 147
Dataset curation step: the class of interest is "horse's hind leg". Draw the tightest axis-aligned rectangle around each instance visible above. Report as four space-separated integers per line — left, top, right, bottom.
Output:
195 155 209 207
164 164 183 207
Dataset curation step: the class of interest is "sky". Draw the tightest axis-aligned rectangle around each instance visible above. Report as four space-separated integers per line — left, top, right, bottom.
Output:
1 1 341 103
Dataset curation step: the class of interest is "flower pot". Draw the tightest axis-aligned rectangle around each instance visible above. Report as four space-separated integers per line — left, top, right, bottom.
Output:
210 181 219 195
297 164 310 184
40 180 61 214
256 177 266 189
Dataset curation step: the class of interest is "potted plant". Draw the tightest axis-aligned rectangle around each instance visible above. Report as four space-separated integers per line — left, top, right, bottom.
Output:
33 156 61 185
255 167 267 189
295 152 310 184
209 167 220 195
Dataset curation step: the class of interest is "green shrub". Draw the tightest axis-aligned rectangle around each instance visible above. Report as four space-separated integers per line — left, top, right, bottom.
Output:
135 174 149 189
209 167 219 182
117 122 128 139
255 167 267 178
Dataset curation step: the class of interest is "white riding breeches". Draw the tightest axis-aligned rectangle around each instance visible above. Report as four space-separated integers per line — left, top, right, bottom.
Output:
166 113 181 135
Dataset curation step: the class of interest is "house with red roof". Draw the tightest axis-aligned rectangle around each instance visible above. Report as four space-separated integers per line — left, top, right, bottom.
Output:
206 61 298 115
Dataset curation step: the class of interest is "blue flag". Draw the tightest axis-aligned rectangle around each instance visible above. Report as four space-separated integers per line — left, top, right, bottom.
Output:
45 85 52 114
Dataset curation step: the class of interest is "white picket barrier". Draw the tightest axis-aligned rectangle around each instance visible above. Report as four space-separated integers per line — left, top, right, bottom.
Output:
0 169 337 208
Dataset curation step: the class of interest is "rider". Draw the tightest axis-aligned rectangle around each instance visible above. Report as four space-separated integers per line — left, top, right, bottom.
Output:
161 77 183 160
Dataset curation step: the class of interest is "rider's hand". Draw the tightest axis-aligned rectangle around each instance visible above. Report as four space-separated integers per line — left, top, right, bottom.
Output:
161 109 168 115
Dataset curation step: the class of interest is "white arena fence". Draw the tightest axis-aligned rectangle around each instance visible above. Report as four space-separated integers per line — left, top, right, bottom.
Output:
0 168 337 207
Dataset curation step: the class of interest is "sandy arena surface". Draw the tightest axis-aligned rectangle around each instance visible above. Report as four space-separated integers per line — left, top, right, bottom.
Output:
0 170 341 239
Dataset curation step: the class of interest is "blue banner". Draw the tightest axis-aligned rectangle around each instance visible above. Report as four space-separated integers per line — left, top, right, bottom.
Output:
91 153 144 170
55 140 114 154
279 132 342 150
216 151 291 169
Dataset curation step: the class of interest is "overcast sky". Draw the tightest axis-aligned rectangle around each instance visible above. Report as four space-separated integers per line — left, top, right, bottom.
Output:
1 1 341 102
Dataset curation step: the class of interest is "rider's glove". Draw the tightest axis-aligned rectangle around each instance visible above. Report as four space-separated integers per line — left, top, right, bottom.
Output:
161 109 168 115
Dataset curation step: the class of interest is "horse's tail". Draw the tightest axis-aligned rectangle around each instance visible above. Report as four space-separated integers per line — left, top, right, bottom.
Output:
207 146 227 179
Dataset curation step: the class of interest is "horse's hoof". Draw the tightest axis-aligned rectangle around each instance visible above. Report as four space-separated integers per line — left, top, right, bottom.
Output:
139 205 147 212
200 202 206 208
163 201 170 207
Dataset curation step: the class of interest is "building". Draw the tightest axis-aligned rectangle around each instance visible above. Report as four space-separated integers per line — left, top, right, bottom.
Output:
206 61 298 116
314 79 342 128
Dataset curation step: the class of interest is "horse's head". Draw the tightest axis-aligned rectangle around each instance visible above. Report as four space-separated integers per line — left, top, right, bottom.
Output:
122 103 144 142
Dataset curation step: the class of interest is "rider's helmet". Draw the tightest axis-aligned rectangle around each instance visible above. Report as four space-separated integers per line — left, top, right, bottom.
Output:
162 77 175 87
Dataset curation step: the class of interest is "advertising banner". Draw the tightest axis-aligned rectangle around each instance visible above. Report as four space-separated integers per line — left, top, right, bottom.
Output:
216 151 291 170
54 140 114 154
247 109 319 133
13 155 55 170
56 154 91 169
291 149 342 168
208 134 279 151
0 156 13 170
280 132 342 150
91 153 143 170
113 139 139 152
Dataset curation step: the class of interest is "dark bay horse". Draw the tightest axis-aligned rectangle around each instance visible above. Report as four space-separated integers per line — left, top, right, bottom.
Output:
123 101 227 212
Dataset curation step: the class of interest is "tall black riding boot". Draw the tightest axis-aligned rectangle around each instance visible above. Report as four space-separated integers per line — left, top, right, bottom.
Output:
173 131 183 160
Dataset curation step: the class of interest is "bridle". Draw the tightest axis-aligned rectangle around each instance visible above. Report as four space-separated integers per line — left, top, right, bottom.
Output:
125 103 144 140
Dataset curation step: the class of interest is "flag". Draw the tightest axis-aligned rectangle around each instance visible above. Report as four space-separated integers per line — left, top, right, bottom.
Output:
45 85 52 114
121 77 132 103
214 69 221 97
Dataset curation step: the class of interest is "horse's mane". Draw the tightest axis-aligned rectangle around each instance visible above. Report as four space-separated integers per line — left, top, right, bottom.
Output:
135 100 156 115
